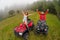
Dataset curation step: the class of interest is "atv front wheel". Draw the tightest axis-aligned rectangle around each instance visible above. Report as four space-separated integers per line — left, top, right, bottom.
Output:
23 33 29 40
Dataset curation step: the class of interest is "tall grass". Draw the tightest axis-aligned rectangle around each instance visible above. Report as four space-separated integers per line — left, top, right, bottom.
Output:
0 12 60 40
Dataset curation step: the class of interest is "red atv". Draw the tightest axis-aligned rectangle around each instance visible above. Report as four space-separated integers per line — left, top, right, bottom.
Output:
14 19 34 40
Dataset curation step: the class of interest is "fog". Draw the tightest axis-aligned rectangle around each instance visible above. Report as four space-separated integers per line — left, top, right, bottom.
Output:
0 0 38 19
0 0 53 20
0 0 37 10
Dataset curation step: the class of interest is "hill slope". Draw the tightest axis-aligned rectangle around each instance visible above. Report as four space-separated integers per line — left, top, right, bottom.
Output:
0 12 60 40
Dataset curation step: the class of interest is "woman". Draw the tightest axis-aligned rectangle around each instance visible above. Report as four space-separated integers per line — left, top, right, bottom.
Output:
22 10 29 28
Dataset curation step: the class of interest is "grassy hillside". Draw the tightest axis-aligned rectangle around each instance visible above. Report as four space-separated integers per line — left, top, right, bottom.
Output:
0 11 60 40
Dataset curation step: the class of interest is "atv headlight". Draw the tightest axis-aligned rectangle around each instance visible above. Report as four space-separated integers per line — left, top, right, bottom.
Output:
37 28 40 30
19 32 23 36
45 29 47 31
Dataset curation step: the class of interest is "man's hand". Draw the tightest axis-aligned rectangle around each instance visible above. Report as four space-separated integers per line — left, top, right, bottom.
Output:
47 9 49 11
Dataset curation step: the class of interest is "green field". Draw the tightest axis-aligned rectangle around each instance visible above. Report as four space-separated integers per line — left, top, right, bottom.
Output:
0 11 60 40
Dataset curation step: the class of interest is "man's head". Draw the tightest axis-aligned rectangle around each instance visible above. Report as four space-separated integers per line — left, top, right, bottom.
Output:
41 11 44 14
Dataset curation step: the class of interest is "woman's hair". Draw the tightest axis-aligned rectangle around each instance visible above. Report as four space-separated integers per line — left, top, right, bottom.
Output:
24 10 28 15
26 11 28 15
23 10 28 15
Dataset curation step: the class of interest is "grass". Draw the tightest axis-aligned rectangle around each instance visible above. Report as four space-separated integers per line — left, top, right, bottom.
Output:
0 11 60 40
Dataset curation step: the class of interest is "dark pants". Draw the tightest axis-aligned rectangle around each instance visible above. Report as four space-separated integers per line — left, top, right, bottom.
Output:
40 20 46 25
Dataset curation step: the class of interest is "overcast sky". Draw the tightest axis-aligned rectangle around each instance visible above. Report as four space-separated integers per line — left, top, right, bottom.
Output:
0 0 38 10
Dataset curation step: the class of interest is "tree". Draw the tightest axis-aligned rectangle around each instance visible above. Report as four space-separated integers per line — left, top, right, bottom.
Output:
17 10 20 14
53 0 60 20
9 10 15 16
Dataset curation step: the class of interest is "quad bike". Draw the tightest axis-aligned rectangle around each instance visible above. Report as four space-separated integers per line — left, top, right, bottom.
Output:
14 19 34 40
35 20 48 35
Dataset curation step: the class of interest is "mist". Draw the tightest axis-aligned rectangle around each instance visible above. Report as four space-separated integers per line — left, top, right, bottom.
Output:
0 0 38 20
0 0 53 21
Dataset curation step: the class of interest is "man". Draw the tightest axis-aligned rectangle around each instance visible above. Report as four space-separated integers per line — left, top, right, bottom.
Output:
36 9 49 25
